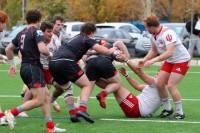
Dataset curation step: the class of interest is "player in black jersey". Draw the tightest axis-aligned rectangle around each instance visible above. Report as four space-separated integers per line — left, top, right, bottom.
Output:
84 41 129 109
5 10 65 132
49 22 117 123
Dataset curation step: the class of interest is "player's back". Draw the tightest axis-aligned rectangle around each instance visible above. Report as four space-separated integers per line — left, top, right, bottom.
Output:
137 85 162 117
13 26 44 65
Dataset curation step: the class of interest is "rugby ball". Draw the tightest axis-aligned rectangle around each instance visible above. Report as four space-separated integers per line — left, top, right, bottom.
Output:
112 49 122 61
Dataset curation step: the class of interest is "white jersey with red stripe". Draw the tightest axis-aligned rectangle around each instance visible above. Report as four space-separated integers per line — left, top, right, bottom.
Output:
151 26 191 63
40 37 61 68
137 84 162 117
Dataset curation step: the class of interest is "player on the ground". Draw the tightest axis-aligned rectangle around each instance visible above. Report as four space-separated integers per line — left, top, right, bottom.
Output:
49 22 117 123
94 54 162 118
5 9 65 132
138 14 191 119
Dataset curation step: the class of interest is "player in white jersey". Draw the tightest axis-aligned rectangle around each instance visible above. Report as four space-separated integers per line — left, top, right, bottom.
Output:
95 55 162 118
138 14 191 120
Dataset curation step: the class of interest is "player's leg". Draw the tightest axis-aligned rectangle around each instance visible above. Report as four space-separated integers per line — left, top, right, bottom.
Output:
167 73 185 119
62 82 81 122
156 70 174 118
168 61 189 120
96 73 121 109
75 74 95 123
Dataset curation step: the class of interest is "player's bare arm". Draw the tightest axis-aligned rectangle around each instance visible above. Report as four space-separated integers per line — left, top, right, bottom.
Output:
38 42 52 57
92 44 117 55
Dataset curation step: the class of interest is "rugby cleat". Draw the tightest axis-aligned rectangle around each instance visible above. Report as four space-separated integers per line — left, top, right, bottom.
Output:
46 127 66 133
171 113 185 120
70 115 81 122
76 110 94 123
0 116 8 126
5 110 15 130
51 100 61 112
96 93 106 109
157 108 174 118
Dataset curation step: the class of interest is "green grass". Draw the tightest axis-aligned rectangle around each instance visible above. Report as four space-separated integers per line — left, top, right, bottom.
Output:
0 64 200 133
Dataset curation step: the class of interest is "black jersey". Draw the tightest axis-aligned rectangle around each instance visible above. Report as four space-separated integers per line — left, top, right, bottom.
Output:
86 43 114 62
52 34 97 62
12 26 44 65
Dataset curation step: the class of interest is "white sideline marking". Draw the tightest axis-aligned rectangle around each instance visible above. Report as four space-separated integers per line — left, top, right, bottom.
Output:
100 118 200 124
0 95 200 101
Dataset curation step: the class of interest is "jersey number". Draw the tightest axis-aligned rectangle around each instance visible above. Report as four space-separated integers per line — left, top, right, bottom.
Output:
20 34 26 49
166 34 172 42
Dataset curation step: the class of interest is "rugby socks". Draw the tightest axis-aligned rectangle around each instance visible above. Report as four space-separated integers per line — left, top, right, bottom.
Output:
100 90 109 97
162 98 172 111
0 112 5 118
79 101 87 112
67 103 76 115
174 101 183 115
45 117 54 129
10 106 23 116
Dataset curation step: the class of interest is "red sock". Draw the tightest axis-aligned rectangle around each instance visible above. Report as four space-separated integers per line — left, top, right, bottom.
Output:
46 121 54 129
79 106 86 112
69 109 75 115
10 108 20 116
100 91 107 97
0 113 5 118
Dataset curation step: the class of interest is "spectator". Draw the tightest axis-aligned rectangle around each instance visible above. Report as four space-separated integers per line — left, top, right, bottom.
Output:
186 12 200 56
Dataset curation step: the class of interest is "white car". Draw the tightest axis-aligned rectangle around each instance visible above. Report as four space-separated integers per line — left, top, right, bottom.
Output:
96 22 143 40
61 22 84 40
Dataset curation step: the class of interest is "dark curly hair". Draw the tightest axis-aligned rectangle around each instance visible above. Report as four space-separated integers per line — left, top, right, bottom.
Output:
52 15 64 24
26 9 42 24
80 22 96 35
40 21 53 32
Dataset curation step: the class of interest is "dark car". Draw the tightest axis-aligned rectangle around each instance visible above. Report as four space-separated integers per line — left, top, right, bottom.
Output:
95 29 137 57
0 25 27 54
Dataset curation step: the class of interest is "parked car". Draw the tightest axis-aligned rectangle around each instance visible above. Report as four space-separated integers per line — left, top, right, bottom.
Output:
96 23 143 41
61 22 84 41
134 23 197 57
95 29 137 57
0 25 27 53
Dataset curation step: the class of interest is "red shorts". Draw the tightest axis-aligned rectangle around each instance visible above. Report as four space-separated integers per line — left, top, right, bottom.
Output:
120 93 141 118
160 61 190 75
43 68 53 83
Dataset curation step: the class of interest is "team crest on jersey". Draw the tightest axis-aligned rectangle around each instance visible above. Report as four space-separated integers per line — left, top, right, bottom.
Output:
36 30 43 36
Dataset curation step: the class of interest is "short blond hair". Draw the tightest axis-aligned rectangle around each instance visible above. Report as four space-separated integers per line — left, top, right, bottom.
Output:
0 11 9 23
142 14 160 27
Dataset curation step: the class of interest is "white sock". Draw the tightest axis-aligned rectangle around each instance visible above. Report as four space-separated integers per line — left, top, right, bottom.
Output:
174 101 183 115
162 98 172 111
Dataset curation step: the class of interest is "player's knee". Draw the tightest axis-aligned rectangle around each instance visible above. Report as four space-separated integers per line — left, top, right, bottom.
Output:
64 88 73 100
61 82 73 91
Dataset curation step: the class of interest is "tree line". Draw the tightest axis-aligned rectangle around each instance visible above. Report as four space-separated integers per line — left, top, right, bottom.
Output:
0 0 200 29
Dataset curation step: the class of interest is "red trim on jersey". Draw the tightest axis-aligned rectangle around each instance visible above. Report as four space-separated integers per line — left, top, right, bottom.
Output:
34 83 41 88
53 32 60 38
154 26 163 40
78 70 84 76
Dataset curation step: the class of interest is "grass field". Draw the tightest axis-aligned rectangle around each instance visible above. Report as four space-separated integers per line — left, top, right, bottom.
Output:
0 64 200 133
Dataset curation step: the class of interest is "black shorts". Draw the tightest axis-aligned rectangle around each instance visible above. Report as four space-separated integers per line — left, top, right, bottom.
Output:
20 64 46 89
85 57 117 81
49 60 84 85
